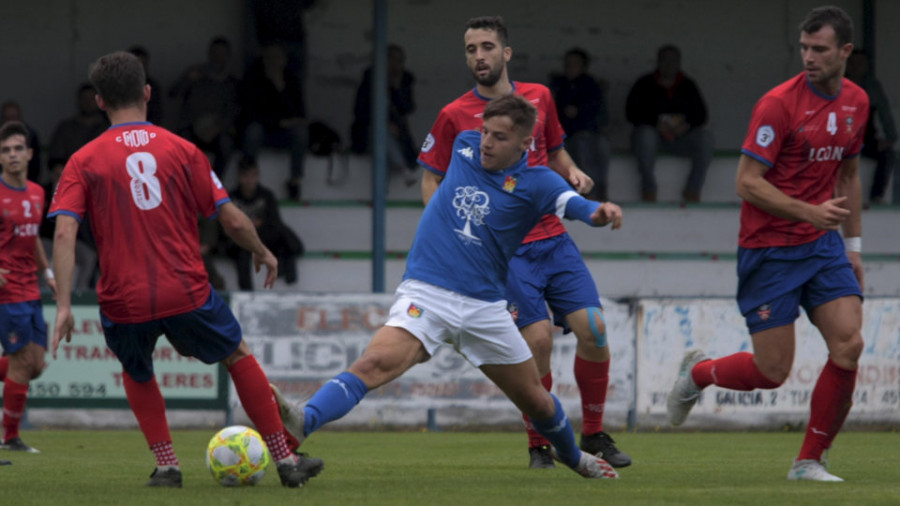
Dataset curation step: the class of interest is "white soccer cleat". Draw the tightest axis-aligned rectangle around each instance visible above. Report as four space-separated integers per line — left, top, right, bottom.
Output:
270 383 306 446
574 451 619 479
667 349 708 426
787 459 844 482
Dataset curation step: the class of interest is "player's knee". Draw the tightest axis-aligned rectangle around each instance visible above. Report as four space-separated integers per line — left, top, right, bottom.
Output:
758 362 791 386
833 331 864 366
576 307 607 348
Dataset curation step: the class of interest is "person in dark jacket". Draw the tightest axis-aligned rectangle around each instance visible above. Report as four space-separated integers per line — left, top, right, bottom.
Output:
626 45 713 202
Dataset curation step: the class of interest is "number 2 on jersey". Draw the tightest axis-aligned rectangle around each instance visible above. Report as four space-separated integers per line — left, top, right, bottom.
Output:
126 152 162 210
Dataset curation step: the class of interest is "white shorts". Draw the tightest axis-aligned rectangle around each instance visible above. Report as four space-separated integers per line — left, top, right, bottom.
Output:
385 279 533 367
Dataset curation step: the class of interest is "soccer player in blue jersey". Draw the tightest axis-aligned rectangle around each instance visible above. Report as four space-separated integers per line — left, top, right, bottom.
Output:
274 94 623 479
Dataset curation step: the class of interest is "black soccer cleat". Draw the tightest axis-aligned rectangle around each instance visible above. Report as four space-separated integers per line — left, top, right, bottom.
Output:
277 453 325 488
0 437 40 454
580 431 632 468
145 467 183 488
528 445 556 469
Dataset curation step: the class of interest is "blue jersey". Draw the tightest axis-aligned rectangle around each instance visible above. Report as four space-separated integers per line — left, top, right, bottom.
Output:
404 130 599 301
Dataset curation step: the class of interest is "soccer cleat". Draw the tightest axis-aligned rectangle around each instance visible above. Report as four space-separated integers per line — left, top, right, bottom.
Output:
145 467 183 488
787 459 844 482
528 445 556 469
580 431 632 468
573 450 619 479
0 437 40 454
277 453 325 488
667 349 708 426
270 383 306 446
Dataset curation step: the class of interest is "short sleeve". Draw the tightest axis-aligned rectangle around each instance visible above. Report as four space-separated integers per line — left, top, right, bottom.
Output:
47 158 87 221
417 107 460 175
740 95 790 168
541 87 567 151
187 146 230 218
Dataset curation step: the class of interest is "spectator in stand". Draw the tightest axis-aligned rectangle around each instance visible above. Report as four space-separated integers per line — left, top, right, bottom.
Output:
128 45 164 126
0 101 42 183
549 48 611 201
225 156 304 290
170 36 241 178
240 43 308 201
626 44 714 203
845 50 897 204
47 83 109 175
351 43 419 187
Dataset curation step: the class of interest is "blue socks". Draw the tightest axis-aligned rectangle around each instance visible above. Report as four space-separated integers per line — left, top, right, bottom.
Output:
303 371 369 436
528 393 581 468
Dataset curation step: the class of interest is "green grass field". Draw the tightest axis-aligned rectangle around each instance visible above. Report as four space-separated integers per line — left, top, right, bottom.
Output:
2 430 897 505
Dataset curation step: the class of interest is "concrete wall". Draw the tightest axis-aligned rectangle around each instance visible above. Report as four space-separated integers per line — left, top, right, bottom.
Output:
3 0 898 165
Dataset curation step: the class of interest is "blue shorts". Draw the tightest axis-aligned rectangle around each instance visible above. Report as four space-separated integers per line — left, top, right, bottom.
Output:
505 233 601 332
737 230 862 334
0 300 47 354
101 287 242 382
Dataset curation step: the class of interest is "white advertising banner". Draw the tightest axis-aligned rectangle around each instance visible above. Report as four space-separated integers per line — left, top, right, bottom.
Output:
637 298 900 428
231 293 636 428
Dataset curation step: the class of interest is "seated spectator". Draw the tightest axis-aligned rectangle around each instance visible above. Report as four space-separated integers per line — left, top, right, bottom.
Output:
39 164 98 294
626 44 713 202
128 45 164 125
170 36 241 178
845 50 897 204
240 43 307 201
224 156 304 290
47 83 108 174
549 47 610 201
1 101 42 183
350 43 419 187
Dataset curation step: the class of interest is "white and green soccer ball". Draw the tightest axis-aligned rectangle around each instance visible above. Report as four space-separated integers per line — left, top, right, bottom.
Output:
206 425 271 486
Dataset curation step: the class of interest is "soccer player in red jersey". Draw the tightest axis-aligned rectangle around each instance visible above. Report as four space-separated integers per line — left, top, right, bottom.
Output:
0 121 56 461
418 16 630 469
667 6 868 482
48 51 323 488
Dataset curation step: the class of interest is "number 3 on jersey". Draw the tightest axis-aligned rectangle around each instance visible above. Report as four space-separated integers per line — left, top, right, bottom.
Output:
127 152 162 210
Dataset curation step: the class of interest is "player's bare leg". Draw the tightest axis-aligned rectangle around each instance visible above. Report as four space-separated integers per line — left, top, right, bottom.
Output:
566 307 631 467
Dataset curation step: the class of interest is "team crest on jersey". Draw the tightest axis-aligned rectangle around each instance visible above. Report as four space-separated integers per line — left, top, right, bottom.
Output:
845 116 854 133
407 303 423 318
421 133 435 153
507 303 519 322
503 175 517 193
756 125 775 148
757 304 771 322
7 331 18 345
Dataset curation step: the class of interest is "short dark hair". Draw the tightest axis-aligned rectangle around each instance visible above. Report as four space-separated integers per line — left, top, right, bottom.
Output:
799 6 854 46
237 155 259 173
88 51 146 110
483 94 536 136
0 121 30 146
565 47 590 67
466 16 509 47
657 44 681 61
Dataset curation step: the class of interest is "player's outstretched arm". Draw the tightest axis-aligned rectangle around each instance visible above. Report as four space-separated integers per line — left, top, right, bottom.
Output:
51 215 79 359
736 155 849 230
218 202 279 289
590 202 623 229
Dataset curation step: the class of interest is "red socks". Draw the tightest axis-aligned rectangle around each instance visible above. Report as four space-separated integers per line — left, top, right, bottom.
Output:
524 372 554 448
575 356 609 435
0 356 8 382
122 372 178 467
798 359 856 461
2 379 28 441
692 352 781 391
227 355 291 460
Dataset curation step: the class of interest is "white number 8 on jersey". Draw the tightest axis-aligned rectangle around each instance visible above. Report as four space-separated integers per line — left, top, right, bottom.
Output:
126 152 162 210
